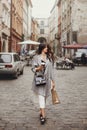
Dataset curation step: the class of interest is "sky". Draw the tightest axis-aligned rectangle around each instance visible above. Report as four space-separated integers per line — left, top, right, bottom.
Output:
32 0 56 18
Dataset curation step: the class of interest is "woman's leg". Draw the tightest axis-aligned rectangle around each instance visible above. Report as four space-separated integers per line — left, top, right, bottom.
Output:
41 108 45 118
38 95 46 118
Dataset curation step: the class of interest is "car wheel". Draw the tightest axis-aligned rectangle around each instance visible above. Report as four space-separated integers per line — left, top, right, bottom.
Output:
13 71 19 79
20 69 24 75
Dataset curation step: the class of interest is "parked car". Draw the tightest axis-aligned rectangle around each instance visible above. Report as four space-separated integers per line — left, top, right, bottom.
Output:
73 49 87 65
0 52 25 79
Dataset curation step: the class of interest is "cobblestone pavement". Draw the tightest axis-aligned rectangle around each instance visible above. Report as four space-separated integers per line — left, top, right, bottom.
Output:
0 66 87 130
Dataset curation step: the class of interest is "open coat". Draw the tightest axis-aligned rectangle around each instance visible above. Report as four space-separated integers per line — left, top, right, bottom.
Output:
31 55 54 97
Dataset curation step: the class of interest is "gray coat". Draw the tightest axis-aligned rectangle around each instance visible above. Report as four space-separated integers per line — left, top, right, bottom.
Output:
31 55 54 97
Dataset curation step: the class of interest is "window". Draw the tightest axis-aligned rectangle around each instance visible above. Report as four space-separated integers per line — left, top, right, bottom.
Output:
40 21 44 25
14 54 20 62
40 29 44 34
73 31 77 42
0 54 12 63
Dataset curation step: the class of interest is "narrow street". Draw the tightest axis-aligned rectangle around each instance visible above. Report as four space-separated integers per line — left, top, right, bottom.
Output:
0 66 87 130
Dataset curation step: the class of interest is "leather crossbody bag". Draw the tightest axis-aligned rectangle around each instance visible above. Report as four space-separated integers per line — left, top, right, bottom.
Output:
35 64 46 86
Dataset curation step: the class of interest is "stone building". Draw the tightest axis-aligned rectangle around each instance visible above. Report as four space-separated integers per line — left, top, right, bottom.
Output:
57 0 62 56
21 0 32 53
75 0 87 44
36 18 49 44
61 0 71 56
49 0 59 55
0 0 10 52
61 0 87 56
28 18 38 50
9 0 23 52
31 18 38 42
23 0 32 41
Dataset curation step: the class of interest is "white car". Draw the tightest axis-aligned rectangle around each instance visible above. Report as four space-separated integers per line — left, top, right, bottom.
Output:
0 52 25 79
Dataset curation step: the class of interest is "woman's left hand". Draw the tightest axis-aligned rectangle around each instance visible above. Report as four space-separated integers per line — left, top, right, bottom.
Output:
51 80 55 89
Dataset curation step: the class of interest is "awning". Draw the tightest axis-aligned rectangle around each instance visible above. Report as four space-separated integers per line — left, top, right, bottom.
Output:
62 43 83 49
18 40 40 45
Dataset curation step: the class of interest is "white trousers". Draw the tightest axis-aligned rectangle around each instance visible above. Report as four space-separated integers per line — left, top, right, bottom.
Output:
38 95 46 108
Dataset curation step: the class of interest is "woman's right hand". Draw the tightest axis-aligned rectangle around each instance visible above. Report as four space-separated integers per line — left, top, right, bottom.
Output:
35 65 44 71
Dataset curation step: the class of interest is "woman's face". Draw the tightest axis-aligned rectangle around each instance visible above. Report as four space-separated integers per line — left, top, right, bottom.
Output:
42 46 48 53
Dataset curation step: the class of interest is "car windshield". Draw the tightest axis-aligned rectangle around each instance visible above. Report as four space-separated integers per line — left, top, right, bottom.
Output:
0 54 12 63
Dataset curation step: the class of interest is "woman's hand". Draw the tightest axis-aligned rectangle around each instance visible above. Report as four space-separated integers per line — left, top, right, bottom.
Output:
51 80 55 89
35 65 44 71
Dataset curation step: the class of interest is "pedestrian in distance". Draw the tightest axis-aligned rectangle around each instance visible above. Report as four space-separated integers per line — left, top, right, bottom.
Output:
31 43 55 125
64 57 75 69
81 53 86 65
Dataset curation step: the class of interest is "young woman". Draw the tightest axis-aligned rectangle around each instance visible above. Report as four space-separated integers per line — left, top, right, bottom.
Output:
32 43 55 125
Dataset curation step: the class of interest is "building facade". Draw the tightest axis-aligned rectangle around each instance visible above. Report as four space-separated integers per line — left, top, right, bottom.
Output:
49 0 59 55
28 18 38 50
36 18 49 44
0 0 10 52
61 0 87 56
23 0 29 41
9 0 23 52
23 0 32 41
73 0 87 44
21 0 32 52
57 0 62 56
31 18 38 41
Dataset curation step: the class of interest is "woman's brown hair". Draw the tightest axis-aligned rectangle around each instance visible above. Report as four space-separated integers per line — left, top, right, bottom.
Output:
47 44 55 65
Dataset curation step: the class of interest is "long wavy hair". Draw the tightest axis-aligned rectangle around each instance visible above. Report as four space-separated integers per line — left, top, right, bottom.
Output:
47 44 55 64
37 43 55 64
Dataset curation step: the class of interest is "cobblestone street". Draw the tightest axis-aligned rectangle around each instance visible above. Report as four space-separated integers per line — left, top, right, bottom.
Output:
0 66 87 130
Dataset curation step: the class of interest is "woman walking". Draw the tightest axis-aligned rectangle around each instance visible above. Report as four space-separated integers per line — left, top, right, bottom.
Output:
31 43 55 125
